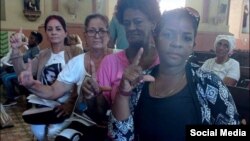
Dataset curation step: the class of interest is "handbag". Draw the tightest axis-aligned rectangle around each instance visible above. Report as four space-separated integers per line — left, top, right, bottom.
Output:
0 104 14 129
22 107 70 124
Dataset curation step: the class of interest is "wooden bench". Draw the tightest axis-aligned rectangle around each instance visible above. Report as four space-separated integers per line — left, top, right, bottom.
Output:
237 67 250 88
227 86 250 124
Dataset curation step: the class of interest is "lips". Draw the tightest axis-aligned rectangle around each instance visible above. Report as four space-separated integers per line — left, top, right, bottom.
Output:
166 52 182 59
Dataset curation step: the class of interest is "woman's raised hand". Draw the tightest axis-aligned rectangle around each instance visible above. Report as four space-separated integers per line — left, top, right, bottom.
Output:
18 59 41 88
81 60 111 99
10 28 28 49
119 48 155 95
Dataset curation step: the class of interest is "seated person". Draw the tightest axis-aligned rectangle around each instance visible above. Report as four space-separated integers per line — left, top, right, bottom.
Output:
65 34 84 50
201 35 240 86
17 14 112 141
1 31 42 106
10 15 82 141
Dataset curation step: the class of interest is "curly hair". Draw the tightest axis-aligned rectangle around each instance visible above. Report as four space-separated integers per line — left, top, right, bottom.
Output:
115 0 161 25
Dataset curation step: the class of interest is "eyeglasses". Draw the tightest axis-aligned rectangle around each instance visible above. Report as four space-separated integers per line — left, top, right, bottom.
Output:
86 29 108 37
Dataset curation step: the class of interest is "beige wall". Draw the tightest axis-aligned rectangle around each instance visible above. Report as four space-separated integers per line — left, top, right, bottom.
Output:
229 0 249 51
1 0 93 30
1 0 248 51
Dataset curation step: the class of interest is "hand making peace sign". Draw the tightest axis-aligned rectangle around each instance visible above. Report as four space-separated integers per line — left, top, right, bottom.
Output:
18 59 41 88
119 48 155 96
81 60 111 99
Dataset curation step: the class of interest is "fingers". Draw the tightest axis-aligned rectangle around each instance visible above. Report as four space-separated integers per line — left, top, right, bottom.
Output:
142 75 155 82
54 106 69 118
132 48 144 66
19 27 23 34
82 85 95 99
81 77 111 99
81 77 97 99
90 60 97 81
99 86 112 92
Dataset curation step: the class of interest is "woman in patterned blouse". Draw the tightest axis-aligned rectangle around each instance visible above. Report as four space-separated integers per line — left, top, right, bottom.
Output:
109 7 240 141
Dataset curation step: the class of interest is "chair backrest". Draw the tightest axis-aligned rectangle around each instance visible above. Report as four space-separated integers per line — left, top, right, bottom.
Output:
227 86 250 124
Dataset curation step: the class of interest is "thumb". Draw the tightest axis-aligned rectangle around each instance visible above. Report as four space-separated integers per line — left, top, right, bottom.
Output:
90 60 97 81
142 75 155 82
19 27 23 34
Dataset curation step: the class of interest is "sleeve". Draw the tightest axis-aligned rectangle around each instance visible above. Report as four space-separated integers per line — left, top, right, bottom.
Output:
215 82 240 124
226 60 240 81
57 55 85 85
203 72 240 125
30 48 40 59
97 56 113 103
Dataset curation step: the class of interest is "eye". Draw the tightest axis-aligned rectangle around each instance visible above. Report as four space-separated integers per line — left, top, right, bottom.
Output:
183 35 193 42
47 27 53 31
123 21 130 28
87 29 95 34
217 42 222 46
133 19 143 26
56 27 62 31
99 29 108 34
161 31 172 39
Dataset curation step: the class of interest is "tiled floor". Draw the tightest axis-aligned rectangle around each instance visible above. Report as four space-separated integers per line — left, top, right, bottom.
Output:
0 95 34 141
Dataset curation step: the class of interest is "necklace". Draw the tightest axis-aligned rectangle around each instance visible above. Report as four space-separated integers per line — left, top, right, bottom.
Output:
153 73 186 98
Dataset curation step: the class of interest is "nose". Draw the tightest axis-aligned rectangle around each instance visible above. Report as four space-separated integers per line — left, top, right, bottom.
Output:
170 34 182 48
51 29 57 34
94 31 101 38
128 22 136 30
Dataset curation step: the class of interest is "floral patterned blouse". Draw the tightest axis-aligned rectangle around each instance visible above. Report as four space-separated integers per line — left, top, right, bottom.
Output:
108 62 240 141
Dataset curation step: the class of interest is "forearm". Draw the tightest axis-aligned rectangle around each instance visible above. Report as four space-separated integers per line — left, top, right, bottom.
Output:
29 80 72 100
10 49 25 75
223 77 238 86
28 82 58 100
112 93 130 121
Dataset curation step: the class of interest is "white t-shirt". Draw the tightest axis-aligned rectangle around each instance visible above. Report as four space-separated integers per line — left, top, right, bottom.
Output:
46 51 65 67
201 58 240 81
41 51 70 103
57 54 87 94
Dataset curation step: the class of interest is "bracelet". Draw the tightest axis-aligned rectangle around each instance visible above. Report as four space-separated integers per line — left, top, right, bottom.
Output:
119 90 132 96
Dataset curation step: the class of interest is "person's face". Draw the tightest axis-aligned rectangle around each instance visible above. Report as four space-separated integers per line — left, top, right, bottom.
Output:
156 17 195 67
85 18 109 49
215 39 230 57
123 8 154 48
28 34 37 46
45 19 67 45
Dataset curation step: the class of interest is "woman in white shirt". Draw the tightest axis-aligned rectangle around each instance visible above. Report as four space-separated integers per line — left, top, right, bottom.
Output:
201 35 240 86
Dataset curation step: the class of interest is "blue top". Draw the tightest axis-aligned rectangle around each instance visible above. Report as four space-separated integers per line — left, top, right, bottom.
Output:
109 16 128 49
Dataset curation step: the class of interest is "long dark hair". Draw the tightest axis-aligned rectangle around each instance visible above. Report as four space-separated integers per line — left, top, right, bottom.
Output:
44 15 67 32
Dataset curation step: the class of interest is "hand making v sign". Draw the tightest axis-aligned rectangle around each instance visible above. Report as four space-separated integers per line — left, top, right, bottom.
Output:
119 48 155 96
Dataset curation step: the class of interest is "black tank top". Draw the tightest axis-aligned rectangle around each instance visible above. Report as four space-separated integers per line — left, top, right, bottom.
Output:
134 82 198 141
